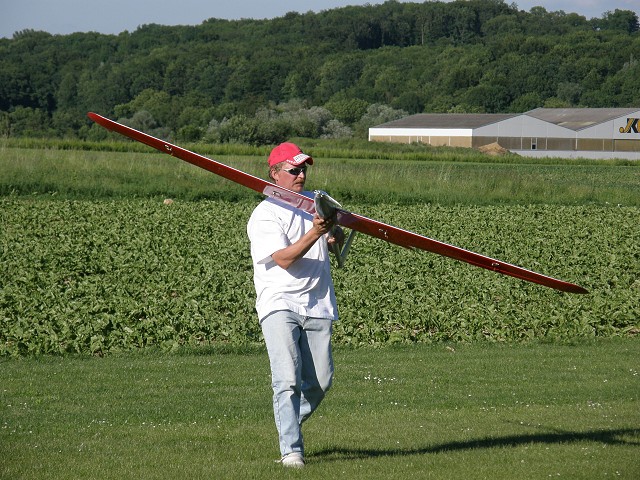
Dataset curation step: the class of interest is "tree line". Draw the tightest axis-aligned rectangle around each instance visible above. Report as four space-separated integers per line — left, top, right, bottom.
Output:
0 0 638 144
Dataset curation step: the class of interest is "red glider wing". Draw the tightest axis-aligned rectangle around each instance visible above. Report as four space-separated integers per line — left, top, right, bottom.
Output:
88 112 588 294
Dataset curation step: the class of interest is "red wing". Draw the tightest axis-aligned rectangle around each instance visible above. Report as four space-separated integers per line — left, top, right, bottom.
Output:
88 113 588 294
87 112 317 214
336 210 588 294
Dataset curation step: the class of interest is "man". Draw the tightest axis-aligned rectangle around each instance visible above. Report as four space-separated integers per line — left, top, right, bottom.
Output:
246 142 343 468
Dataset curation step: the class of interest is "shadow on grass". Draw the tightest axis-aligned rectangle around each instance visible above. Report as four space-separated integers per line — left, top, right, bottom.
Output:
311 428 640 461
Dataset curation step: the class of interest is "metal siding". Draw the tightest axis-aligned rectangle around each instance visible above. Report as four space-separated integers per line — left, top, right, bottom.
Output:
429 136 451 146
449 137 473 148
576 138 605 150
548 138 577 150
614 112 640 140
472 136 498 147
582 122 615 138
498 137 523 149
615 139 640 152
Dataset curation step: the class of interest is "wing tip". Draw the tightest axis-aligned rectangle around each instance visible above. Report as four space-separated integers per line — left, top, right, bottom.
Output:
87 112 103 124
554 282 589 294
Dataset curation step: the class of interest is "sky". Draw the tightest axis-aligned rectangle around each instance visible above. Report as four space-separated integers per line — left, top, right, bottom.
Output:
2 0 639 39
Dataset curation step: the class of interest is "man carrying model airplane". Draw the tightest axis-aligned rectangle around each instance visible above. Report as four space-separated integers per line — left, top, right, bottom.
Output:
85 113 588 468
247 142 345 468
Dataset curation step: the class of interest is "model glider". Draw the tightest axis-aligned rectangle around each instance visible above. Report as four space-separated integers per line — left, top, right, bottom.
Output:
87 112 588 294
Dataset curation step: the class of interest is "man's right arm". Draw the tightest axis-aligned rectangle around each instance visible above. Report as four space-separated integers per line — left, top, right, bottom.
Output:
271 215 335 270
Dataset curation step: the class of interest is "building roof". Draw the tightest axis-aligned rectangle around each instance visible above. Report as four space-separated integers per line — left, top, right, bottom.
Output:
525 108 640 131
373 109 640 132
375 113 519 129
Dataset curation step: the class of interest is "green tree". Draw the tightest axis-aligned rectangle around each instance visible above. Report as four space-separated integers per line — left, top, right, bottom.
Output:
509 92 544 112
8 106 51 136
1 0 639 140
218 115 259 144
556 82 582 106
113 89 174 127
594 10 639 33
316 54 365 103
324 97 369 125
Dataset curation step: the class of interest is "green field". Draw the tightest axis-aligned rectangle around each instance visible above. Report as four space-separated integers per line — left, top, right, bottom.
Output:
1 341 638 479
1 142 639 478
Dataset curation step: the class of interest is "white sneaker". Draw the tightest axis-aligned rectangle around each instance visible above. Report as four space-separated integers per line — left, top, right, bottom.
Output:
281 452 305 468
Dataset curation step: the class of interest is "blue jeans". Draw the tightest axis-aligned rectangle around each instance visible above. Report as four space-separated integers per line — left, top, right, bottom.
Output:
261 310 334 457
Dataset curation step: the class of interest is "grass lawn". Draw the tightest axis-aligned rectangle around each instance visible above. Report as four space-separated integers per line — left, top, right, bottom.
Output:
2 340 638 479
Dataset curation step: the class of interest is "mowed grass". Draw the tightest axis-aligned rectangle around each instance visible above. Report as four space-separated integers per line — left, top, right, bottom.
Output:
1 341 638 479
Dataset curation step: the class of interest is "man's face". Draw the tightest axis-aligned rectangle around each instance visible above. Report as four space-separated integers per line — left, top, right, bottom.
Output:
272 162 308 193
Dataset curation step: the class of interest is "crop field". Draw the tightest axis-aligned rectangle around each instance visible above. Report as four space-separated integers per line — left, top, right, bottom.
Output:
1 143 639 355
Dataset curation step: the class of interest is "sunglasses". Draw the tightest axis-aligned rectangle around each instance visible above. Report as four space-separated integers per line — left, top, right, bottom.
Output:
281 166 307 176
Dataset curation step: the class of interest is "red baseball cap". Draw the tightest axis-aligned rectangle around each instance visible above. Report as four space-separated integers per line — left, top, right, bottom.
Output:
268 142 313 167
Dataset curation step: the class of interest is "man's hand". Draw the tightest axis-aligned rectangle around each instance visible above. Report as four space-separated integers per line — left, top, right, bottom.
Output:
314 214 344 249
312 214 336 236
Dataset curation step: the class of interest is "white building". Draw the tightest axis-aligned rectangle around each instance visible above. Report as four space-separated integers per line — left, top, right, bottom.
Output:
369 108 640 159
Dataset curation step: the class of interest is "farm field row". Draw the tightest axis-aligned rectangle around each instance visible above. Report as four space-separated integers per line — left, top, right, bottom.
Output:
2 198 638 355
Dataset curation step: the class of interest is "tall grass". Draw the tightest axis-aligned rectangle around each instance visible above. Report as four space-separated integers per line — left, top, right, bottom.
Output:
2 144 639 205
316 160 640 205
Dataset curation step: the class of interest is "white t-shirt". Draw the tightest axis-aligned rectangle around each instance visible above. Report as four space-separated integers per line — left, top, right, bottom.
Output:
247 194 338 322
